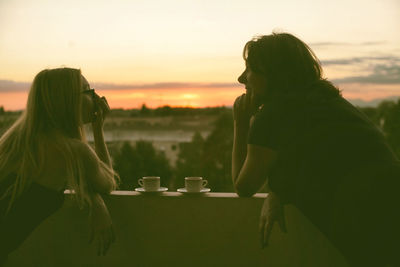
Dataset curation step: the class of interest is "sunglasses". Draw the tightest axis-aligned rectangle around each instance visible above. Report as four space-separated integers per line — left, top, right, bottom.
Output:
82 89 99 122
82 88 96 98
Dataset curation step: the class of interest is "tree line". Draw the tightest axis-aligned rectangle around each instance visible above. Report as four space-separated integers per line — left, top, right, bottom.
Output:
109 110 234 192
108 99 400 192
1 99 400 192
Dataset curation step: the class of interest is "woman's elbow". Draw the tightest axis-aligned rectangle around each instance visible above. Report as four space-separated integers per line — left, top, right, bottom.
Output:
93 181 114 194
234 182 256 197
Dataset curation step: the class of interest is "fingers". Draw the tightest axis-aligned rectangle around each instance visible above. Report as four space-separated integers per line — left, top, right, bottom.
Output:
278 218 287 233
101 96 110 110
91 96 110 125
102 228 115 256
278 208 288 233
245 91 252 109
249 92 258 113
97 233 103 256
259 216 267 248
89 228 94 244
234 94 246 108
99 96 110 115
96 232 107 256
263 219 273 248
94 227 115 256
238 94 249 113
234 92 257 118
111 226 116 243
260 209 274 248
259 194 287 249
233 94 249 121
262 208 286 247
94 96 110 119
103 231 111 256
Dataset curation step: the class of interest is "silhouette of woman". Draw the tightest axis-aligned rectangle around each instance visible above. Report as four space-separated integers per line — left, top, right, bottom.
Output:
0 68 119 265
232 32 400 266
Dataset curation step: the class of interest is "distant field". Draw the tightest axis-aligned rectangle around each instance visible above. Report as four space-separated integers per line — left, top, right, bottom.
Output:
0 113 220 166
84 114 220 167
102 114 218 131
85 114 218 141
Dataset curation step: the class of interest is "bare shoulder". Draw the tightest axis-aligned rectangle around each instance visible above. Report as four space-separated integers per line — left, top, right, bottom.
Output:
68 139 115 194
68 139 99 168
69 139 96 158
33 141 69 190
68 138 90 153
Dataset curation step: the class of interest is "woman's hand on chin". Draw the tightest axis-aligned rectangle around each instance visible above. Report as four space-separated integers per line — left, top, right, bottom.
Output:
92 95 110 132
233 92 258 127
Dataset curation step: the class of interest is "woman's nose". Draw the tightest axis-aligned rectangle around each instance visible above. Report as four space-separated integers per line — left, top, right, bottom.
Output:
238 71 246 84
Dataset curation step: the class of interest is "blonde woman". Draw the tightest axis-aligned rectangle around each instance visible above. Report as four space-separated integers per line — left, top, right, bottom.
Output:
0 68 119 264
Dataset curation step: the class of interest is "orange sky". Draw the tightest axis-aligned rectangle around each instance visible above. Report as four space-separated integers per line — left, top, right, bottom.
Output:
1 0 399 110
97 87 242 108
1 83 399 111
0 87 242 110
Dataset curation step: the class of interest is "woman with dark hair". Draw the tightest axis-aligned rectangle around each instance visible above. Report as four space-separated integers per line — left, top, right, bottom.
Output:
232 32 399 266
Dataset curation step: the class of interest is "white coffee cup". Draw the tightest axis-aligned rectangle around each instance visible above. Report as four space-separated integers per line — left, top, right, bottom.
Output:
138 176 160 191
185 177 208 192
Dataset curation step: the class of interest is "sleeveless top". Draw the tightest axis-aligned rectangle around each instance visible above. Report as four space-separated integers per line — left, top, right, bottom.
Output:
0 174 65 256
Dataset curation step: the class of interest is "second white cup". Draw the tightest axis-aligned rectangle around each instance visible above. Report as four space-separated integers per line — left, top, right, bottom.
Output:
138 176 160 191
185 177 208 192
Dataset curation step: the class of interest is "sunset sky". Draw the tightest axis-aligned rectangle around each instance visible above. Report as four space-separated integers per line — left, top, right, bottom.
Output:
1 0 399 110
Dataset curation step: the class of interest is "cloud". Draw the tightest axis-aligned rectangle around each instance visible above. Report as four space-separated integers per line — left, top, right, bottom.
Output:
332 64 400 84
360 41 387 46
310 41 387 48
321 56 400 66
92 82 241 90
322 55 400 84
2 55 399 93
0 80 241 92
348 96 400 107
310 42 351 47
0 80 31 92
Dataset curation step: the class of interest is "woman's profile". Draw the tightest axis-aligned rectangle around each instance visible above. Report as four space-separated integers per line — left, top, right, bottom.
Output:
232 32 399 266
0 68 119 265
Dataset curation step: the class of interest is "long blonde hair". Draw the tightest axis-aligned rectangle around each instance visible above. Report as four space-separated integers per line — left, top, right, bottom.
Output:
0 68 117 213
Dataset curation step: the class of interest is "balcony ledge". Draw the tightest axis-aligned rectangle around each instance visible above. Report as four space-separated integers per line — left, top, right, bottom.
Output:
6 191 348 267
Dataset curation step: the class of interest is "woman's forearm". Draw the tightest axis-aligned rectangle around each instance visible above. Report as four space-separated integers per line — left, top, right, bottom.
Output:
93 130 112 168
232 121 249 185
89 191 106 208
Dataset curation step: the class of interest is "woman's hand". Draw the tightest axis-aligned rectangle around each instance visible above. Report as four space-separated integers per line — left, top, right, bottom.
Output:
88 195 115 256
233 93 251 124
259 191 287 248
92 95 110 132
233 91 259 126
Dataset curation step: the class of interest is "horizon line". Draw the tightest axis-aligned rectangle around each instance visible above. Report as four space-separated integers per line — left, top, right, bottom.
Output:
1 96 399 112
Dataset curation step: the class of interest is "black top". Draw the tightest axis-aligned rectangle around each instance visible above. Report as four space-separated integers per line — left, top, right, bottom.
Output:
0 175 65 256
248 95 399 232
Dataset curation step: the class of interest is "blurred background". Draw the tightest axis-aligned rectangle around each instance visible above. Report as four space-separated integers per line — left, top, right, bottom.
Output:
1 0 399 192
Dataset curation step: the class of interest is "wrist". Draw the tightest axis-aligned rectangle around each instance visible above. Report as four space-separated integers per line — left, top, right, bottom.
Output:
91 193 106 207
92 128 105 140
234 120 250 132
92 124 104 132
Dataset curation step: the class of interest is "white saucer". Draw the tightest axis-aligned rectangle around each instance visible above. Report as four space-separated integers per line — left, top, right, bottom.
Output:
177 188 211 193
135 187 168 193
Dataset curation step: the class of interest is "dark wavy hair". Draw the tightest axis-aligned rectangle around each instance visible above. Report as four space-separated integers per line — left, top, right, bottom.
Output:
243 32 341 102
